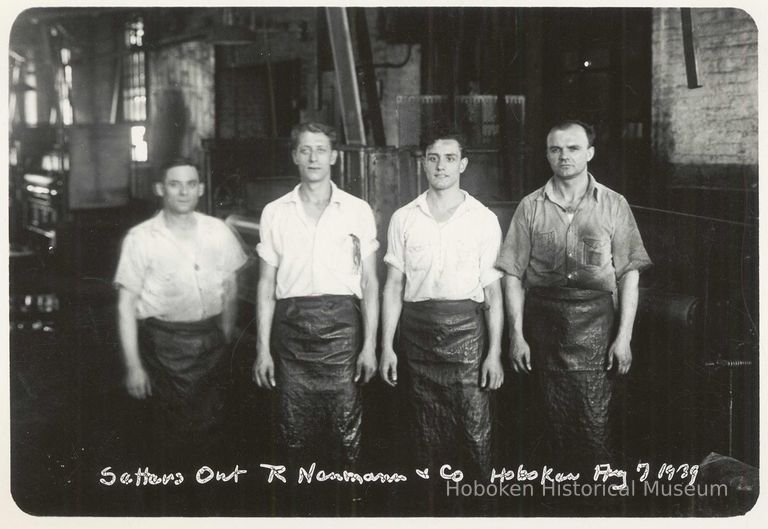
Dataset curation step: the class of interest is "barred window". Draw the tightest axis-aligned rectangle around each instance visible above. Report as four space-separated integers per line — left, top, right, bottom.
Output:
123 16 147 162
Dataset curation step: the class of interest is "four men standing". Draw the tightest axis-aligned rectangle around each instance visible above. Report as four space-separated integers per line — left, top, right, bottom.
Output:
116 120 650 494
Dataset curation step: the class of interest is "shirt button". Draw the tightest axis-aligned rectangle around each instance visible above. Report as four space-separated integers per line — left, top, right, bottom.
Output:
567 272 574 279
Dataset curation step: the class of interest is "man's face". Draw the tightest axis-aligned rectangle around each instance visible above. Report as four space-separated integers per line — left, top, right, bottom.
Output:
546 125 594 180
292 131 338 183
155 164 203 215
423 139 468 192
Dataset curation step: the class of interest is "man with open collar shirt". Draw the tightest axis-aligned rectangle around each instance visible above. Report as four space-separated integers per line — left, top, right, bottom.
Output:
496 120 652 475
252 121 379 474
115 158 247 472
380 127 504 492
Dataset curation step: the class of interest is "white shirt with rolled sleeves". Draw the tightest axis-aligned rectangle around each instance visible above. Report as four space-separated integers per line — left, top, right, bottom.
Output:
114 211 248 322
256 182 379 300
384 191 503 303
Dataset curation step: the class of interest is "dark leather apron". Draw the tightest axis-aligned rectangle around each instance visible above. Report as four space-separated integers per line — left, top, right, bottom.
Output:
139 316 227 465
400 299 491 479
272 295 362 469
524 286 616 470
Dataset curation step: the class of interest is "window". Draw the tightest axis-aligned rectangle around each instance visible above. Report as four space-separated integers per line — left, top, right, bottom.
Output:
57 47 73 125
123 16 147 162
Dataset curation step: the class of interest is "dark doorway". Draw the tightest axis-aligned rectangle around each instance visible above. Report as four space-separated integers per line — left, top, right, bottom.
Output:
216 59 301 140
541 8 653 200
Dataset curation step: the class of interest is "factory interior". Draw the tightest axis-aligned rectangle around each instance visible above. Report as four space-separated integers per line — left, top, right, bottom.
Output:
7 6 759 517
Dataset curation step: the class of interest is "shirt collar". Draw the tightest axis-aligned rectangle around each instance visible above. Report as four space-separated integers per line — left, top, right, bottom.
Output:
148 210 211 236
413 190 482 220
540 173 601 203
285 181 346 206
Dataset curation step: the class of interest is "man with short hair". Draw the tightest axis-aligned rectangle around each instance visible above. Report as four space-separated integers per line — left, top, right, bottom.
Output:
253 121 379 471
380 128 504 484
115 159 247 468
496 120 652 472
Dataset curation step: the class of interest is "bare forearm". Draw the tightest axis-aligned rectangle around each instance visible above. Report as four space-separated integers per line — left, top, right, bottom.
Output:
483 280 503 358
381 273 404 349
615 270 639 342
503 275 526 337
256 277 276 355
360 271 379 350
220 275 239 342
117 292 142 370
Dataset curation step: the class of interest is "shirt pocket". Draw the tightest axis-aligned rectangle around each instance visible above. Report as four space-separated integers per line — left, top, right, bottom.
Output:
144 264 185 298
335 233 362 276
582 237 610 267
532 230 558 272
452 236 479 281
405 242 432 272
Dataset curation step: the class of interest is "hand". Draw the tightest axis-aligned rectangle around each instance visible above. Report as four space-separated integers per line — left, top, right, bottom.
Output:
355 346 377 384
253 352 276 389
509 333 532 373
379 347 398 387
125 365 152 399
607 337 632 375
480 354 504 390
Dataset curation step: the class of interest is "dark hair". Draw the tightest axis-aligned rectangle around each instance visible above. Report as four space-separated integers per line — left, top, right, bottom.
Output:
420 122 465 156
158 157 199 182
548 119 596 147
290 121 338 150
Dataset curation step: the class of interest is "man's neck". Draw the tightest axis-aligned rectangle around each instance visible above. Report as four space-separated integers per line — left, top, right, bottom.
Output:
552 172 590 202
162 209 197 231
427 186 464 206
426 187 465 222
299 179 333 204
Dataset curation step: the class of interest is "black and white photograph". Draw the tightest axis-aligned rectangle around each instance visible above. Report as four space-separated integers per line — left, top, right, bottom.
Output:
4 2 761 520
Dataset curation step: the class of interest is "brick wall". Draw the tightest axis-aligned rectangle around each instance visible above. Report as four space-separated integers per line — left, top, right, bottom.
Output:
652 8 757 190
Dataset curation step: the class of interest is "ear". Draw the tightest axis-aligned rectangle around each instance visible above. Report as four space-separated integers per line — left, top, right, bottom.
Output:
459 157 469 174
587 146 595 162
291 149 299 166
197 183 205 197
330 149 338 166
154 182 164 197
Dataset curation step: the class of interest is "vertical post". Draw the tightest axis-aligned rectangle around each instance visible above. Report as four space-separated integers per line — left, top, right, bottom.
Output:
325 7 366 145
351 8 386 146
681 8 702 89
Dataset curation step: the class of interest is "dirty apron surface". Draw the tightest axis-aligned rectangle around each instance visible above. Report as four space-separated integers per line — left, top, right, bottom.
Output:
400 299 491 479
139 316 227 460
524 287 615 469
272 295 362 468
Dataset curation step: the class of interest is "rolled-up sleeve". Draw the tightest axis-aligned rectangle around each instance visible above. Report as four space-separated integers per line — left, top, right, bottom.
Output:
612 197 653 280
359 204 380 259
383 211 405 272
479 212 504 286
221 223 249 274
114 232 145 294
256 204 279 268
495 200 532 279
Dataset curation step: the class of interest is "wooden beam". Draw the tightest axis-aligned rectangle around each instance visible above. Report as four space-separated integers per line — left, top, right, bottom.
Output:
681 8 702 89
325 7 366 145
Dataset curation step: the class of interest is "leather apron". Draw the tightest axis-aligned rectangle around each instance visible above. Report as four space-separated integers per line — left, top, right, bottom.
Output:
400 299 491 479
272 295 362 469
524 286 616 470
139 316 227 462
